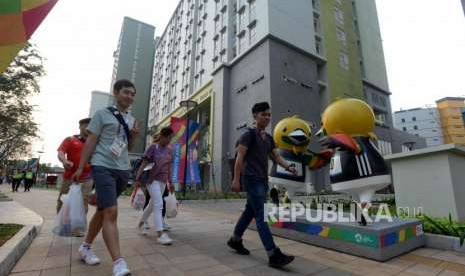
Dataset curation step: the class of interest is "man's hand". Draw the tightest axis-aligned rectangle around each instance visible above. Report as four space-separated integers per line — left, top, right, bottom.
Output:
71 167 83 181
62 160 73 169
287 164 297 174
232 178 241 193
131 120 141 136
168 182 175 193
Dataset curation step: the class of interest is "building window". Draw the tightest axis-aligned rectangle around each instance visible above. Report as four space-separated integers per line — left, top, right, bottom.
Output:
249 23 257 44
414 125 418 130
221 12 226 27
338 51 349 70
238 35 246 53
412 117 416 121
315 37 323 55
215 17 220 33
221 32 226 49
313 17 321 34
239 10 247 30
402 127 407 131
214 38 219 56
249 0 256 21
336 28 347 47
334 6 344 25
401 118 405 123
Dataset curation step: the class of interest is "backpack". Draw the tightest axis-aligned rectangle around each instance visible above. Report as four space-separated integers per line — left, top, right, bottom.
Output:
230 128 257 179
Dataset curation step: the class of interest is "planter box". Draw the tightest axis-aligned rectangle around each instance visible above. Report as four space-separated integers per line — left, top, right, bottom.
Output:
425 233 465 253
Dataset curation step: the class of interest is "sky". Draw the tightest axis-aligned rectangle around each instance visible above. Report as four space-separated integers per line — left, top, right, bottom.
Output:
27 0 465 165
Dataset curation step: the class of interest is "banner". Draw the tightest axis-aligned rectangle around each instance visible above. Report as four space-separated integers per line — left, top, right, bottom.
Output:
170 117 201 184
0 0 60 73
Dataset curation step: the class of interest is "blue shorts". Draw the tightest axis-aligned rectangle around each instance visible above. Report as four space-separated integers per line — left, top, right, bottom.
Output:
91 166 129 210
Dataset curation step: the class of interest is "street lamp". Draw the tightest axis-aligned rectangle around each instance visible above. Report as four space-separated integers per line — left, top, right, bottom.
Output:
179 100 198 197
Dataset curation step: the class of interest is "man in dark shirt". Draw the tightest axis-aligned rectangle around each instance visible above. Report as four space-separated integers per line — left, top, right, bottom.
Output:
228 102 297 268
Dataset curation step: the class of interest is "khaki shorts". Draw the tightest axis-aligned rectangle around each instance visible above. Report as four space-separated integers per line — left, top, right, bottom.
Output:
57 179 93 214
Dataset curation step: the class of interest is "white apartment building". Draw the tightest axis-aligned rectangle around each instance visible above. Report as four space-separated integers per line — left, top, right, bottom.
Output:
394 108 444 147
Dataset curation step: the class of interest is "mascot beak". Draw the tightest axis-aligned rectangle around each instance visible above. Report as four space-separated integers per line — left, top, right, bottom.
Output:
316 128 325 137
289 129 308 145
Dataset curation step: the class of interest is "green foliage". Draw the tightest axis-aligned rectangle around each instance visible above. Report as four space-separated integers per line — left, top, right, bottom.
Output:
419 214 465 246
0 224 23 246
0 43 44 164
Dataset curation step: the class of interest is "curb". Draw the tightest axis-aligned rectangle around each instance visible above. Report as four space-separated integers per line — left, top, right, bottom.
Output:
0 225 39 276
425 233 465 253
181 198 246 204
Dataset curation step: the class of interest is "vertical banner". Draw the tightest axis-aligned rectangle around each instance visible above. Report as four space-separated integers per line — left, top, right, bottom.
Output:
170 117 186 183
186 120 201 183
170 117 202 184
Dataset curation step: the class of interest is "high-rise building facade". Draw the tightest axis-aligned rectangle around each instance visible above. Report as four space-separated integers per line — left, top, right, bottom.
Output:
89 91 113 117
111 17 156 157
436 97 465 145
394 108 444 147
148 0 424 191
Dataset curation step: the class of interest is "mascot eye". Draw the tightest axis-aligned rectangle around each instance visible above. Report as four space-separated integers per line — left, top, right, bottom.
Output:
283 127 287 132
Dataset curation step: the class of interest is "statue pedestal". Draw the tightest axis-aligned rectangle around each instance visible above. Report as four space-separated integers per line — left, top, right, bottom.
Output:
250 213 424 261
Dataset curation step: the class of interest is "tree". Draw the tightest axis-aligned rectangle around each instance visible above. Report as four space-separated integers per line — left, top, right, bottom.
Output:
0 43 45 164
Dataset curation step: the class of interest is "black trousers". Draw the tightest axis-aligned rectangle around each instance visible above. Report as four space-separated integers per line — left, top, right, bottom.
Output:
12 179 21 192
24 179 33 191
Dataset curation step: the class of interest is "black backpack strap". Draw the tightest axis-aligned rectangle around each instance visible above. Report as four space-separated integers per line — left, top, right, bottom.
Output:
107 107 130 142
247 127 256 149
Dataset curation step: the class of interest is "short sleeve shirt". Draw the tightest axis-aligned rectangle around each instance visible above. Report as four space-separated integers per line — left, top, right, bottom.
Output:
87 108 135 170
143 143 173 183
57 136 91 180
239 128 276 181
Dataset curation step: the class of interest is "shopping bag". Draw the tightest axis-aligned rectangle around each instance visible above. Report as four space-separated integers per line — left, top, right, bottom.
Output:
52 183 87 236
165 192 177 218
130 186 146 211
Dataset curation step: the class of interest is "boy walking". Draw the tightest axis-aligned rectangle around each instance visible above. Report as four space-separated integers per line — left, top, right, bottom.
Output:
228 102 296 268
72 79 140 276
56 118 93 221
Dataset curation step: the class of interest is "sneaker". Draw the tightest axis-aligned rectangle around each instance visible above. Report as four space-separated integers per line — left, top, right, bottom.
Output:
157 232 173 245
163 221 171 231
72 229 85 237
268 248 294 268
78 244 100 265
113 259 131 276
138 221 149 235
227 238 250 255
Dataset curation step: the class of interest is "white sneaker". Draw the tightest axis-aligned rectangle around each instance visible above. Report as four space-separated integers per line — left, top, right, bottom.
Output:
113 259 131 276
163 221 171 231
138 221 150 235
78 244 100 265
157 233 173 245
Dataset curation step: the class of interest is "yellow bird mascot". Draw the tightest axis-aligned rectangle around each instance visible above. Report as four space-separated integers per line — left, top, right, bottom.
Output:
318 98 391 225
269 116 332 203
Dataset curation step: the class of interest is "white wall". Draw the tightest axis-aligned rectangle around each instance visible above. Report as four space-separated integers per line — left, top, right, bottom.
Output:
392 153 458 219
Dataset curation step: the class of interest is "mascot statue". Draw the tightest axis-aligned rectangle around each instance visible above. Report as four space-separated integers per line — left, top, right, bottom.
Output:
318 98 391 225
269 116 332 203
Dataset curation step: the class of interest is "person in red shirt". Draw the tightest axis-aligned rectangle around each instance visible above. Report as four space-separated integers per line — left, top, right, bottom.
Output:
56 118 93 227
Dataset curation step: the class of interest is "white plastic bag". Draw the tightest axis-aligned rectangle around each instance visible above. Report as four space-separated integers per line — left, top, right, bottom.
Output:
130 186 146 211
52 183 87 236
165 192 177 218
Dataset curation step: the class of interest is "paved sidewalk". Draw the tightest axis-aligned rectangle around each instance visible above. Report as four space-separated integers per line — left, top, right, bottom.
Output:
2 186 465 276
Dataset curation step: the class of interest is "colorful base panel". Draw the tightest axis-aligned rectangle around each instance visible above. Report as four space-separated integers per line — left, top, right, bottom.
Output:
269 221 423 249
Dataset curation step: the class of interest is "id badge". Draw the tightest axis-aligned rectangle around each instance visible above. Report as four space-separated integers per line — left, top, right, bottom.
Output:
110 137 127 157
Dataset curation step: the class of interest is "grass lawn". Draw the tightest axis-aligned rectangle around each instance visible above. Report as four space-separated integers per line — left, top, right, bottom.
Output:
0 224 23 247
